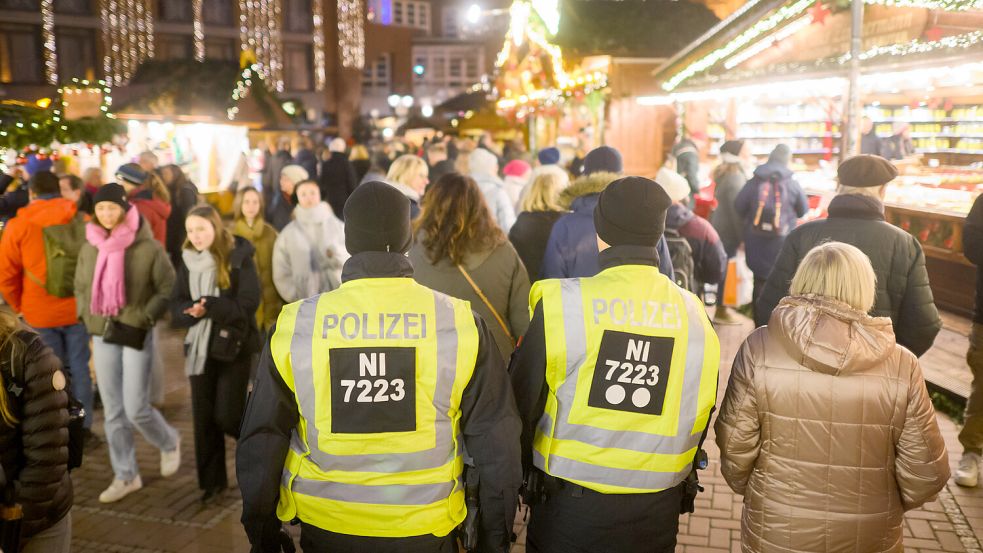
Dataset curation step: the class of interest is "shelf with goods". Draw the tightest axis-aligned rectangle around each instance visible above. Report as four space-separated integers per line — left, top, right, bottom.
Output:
869 104 983 156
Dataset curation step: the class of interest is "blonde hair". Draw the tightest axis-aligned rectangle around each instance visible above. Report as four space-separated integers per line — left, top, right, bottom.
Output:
0 309 21 427
790 241 877 312
836 184 885 199
386 155 428 188
233 185 266 223
350 144 369 161
520 167 569 213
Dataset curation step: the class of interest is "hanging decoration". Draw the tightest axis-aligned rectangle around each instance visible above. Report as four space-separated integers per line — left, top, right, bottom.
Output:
723 14 811 69
239 0 284 92
338 0 366 69
193 0 205 61
41 0 58 85
808 2 831 24
838 29 983 63
312 0 326 88
0 80 122 150
101 0 155 86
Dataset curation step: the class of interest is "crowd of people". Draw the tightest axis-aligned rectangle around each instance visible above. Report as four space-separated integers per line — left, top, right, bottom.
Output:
0 129 977 553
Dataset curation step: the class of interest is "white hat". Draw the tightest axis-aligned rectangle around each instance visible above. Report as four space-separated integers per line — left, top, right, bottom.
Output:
329 137 347 153
656 167 690 203
280 164 309 184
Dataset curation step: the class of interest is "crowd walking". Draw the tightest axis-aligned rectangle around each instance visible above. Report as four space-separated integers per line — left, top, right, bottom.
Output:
0 133 975 553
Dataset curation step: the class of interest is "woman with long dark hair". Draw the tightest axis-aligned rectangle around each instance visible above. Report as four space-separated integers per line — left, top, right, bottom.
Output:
160 163 200 268
409 173 530 359
172 205 260 503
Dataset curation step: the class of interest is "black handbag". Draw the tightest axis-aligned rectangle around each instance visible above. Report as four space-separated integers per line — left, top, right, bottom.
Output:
208 323 245 363
102 319 148 351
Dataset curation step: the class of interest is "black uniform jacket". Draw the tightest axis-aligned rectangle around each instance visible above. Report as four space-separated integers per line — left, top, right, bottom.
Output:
237 251 522 553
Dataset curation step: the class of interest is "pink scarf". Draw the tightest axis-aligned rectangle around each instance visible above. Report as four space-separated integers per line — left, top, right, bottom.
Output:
87 206 140 317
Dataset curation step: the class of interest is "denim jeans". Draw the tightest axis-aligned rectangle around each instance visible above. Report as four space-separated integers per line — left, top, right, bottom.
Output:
93 335 179 481
36 323 92 429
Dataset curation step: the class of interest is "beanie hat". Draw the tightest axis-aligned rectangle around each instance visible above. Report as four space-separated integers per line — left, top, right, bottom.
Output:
469 148 499 177
837 154 898 188
24 154 53 176
116 163 148 185
93 182 130 211
768 144 792 166
594 176 670 247
329 137 347 153
720 140 745 157
537 147 560 166
655 168 690 203
503 159 531 178
343 181 412 254
583 146 623 175
280 164 309 184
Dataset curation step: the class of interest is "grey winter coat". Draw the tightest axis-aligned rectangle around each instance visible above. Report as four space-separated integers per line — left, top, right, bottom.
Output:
755 193 942 356
710 164 749 256
409 239 530 359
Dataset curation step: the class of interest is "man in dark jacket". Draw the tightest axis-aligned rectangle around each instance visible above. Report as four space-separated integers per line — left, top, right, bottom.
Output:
860 117 883 156
267 165 308 232
658 168 727 294
957 193 983 487
262 137 293 209
293 136 319 181
541 146 675 280
755 155 942 356
319 138 358 219
237 182 522 553
426 142 455 184
671 130 706 201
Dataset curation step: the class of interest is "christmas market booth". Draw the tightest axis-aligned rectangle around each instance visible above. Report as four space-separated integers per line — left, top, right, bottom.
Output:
648 0 983 315
112 58 294 212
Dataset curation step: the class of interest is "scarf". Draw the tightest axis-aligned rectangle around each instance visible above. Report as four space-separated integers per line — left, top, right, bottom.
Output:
234 218 266 242
293 202 343 295
181 248 220 377
86 206 140 317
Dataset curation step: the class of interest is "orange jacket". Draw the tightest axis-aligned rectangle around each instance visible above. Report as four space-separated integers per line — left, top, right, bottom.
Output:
0 197 80 328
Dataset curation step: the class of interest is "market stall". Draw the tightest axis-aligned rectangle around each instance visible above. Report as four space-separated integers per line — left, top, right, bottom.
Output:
647 0 983 315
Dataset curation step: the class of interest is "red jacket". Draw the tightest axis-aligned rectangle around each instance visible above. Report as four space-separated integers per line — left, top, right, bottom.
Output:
129 189 172 246
0 197 79 328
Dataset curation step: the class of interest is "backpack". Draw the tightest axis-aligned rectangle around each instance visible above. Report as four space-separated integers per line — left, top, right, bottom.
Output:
751 173 789 236
664 228 696 293
26 214 87 298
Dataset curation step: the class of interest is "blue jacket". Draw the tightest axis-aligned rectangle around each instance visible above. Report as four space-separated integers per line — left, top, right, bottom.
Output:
541 172 674 279
734 161 809 278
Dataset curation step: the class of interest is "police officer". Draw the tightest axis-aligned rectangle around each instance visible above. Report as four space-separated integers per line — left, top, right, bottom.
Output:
238 181 522 553
510 176 720 553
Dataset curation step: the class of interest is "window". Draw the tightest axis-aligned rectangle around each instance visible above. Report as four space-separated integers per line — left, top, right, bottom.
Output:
285 0 313 32
157 33 194 60
159 0 193 22
206 38 237 61
392 0 429 32
0 0 39 9
284 43 313 91
54 0 92 14
203 0 234 26
442 7 459 38
56 28 97 80
0 25 42 84
362 54 390 89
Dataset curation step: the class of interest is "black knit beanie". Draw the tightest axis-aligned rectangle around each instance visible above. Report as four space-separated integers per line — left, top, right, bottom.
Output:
594 176 670 247
583 146 623 175
92 183 130 211
343 181 412 254
720 140 745 157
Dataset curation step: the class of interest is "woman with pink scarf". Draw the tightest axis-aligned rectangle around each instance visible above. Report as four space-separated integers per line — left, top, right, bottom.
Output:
74 183 180 504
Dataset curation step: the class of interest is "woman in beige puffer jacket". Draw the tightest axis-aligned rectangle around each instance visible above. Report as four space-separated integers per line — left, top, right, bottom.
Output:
715 242 950 553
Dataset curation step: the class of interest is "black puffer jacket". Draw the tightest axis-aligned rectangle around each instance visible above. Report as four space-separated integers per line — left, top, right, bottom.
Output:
756 193 942 356
171 236 262 356
0 329 72 539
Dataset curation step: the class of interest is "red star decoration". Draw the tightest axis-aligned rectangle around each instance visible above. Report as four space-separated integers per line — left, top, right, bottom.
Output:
924 26 944 42
809 2 831 25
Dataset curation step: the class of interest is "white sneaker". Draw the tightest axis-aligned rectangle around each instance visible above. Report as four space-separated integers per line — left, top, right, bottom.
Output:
99 476 143 503
955 452 981 487
161 437 181 477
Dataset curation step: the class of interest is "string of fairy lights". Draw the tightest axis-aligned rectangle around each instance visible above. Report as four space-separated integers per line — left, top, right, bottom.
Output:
98 0 154 87
338 0 366 70
312 0 327 89
193 0 206 62
239 0 285 92
41 0 58 85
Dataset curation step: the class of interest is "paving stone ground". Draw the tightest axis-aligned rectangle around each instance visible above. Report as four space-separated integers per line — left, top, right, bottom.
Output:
68 313 983 552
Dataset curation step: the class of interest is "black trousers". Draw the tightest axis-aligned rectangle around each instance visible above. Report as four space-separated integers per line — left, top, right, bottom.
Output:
189 358 249 490
527 482 683 553
299 523 457 553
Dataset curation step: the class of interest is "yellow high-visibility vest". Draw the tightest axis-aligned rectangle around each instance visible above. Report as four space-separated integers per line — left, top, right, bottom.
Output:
271 277 479 537
531 264 719 494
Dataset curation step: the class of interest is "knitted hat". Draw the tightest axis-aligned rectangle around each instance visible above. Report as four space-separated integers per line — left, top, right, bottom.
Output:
655 168 690 203
768 144 792 166
837 154 899 188
594 176 670 247
583 146 623 175
280 164 309 184
537 147 561 166
469 148 498 177
503 159 531 178
720 140 745 157
329 137 347 153
116 163 147 185
93 183 130 211
343 181 412 254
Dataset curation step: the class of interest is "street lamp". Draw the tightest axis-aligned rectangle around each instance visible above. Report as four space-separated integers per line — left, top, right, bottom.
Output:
401 95 414 108
387 94 401 108
421 105 434 117
466 4 482 24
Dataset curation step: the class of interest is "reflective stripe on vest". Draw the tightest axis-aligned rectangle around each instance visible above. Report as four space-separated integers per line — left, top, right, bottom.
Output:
531 266 719 494
271 278 478 537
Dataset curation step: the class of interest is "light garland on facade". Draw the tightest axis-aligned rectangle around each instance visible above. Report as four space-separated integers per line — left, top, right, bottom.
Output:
864 0 983 9
239 0 284 92
228 64 259 120
338 0 366 69
41 0 58 85
193 0 205 61
839 29 983 63
101 0 154 86
312 0 326 88
723 14 811 69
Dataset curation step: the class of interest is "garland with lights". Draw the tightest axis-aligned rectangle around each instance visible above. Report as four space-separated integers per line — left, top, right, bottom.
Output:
101 0 155 86
338 0 366 69
41 0 57 85
313 0 327 89
226 63 281 123
239 0 284 92
193 0 205 61
0 80 122 150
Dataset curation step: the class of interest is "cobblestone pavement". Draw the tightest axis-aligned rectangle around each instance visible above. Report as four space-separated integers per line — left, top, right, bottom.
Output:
68 314 983 552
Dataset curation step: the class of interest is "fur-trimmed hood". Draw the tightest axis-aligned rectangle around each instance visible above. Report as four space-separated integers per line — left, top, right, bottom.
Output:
557 171 620 210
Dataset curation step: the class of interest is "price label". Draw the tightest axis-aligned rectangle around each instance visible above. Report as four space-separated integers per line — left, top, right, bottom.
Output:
587 331 674 416
330 347 416 434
